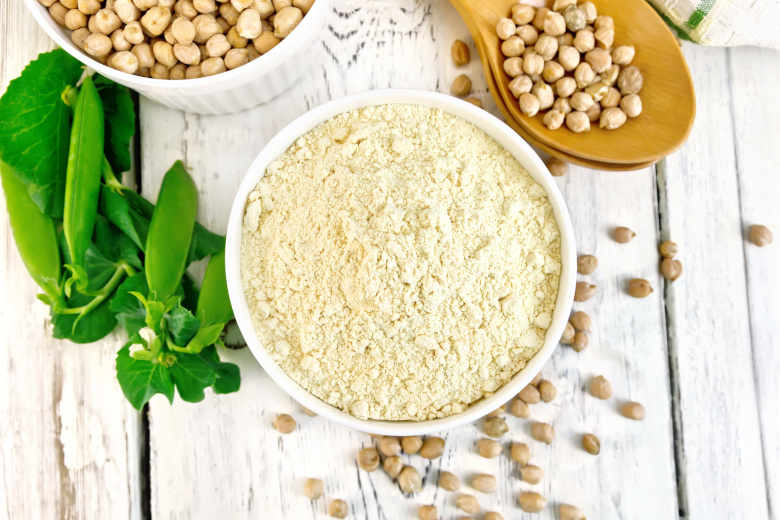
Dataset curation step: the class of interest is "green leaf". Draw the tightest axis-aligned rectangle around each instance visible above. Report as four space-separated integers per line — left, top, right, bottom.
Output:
94 75 135 174
169 352 216 403
92 214 141 270
51 291 117 344
110 273 149 336
189 222 225 265
116 342 175 411
201 345 241 394
168 304 200 346
184 323 224 354
0 49 84 217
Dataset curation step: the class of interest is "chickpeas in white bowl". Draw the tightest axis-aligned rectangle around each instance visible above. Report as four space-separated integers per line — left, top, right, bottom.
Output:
24 0 329 114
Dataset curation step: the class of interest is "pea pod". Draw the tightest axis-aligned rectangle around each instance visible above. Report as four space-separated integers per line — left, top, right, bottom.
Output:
145 161 197 302
63 75 104 276
0 161 62 301
196 250 233 327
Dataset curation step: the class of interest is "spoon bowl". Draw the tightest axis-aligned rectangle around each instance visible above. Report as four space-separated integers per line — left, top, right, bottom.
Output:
450 0 695 165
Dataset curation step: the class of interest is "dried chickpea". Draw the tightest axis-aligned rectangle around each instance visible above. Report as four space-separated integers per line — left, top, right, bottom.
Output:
510 442 531 465
477 439 502 459
611 45 635 67
401 436 422 454
560 504 587 520
562 3 585 32
557 45 579 71
556 76 576 98
399 466 423 493
193 0 217 14
517 25 538 46
124 21 145 44
111 50 139 73
510 398 530 418
233 8 261 38
574 281 596 301
418 505 437 520
501 36 525 58
522 52 543 76
253 0 276 18
614 226 636 243
451 75 472 97
530 372 542 386
620 94 642 117
661 258 683 281
511 3 535 25
273 413 296 433
585 80 609 103
587 100 602 122
618 65 643 95
486 404 506 418
534 34 558 61
452 39 470 66
585 47 611 73
150 63 169 79
274 6 302 37
518 384 541 404
176 0 199 20
133 0 158 9
603 64 620 86
509 75 533 97
110 29 132 52
141 6 171 36
456 494 480 514
84 33 113 57
601 87 621 108
328 499 348 519
304 477 324 499
570 310 592 331
552 0 576 12
573 29 595 53
254 31 281 53
485 513 505 520
224 47 249 68
439 471 460 491
572 331 588 352
519 93 540 117
383 456 404 479
65 8 88 30
172 17 197 44
87 13 98 32
538 380 557 402
77 0 100 13
358 447 380 472
246 43 261 60
49 2 70 27
379 436 402 457
532 7 549 31
293 0 314 14
542 61 564 83
552 96 571 115
557 32 574 46
600 107 627 130
543 11 566 36
520 464 544 484
132 43 154 68
218 2 240 24
519 492 547 513
659 240 678 258
532 82 554 110
594 14 614 29
574 62 595 89
749 225 773 246
206 33 231 56
193 14 223 43
543 110 565 130
496 17 516 40
628 279 653 298
590 375 612 400
71 27 91 48
560 321 575 344
504 57 524 78
153 41 178 68
532 422 555 444
594 26 614 49
582 433 600 455
185 64 202 78
483 417 509 438
622 402 646 420
273 0 292 10
472 474 497 494
577 255 598 275
570 92 594 111
580 1 597 23
420 437 445 459
230 0 252 10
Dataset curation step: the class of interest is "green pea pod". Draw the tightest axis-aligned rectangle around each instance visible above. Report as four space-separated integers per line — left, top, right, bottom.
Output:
63 75 104 277
145 161 197 302
0 161 63 302
196 250 233 327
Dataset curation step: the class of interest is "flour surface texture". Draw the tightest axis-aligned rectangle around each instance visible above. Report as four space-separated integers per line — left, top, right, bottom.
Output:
241 104 561 421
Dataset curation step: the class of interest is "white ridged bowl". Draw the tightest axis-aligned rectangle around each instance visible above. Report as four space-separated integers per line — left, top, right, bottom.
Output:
226 90 576 435
23 0 329 115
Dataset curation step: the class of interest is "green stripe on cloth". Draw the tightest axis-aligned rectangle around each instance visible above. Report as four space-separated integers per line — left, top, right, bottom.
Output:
685 0 715 29
646 1 698 42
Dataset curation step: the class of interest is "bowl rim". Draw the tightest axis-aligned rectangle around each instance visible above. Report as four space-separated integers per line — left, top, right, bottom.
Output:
22 0 328 90
225 89 576 435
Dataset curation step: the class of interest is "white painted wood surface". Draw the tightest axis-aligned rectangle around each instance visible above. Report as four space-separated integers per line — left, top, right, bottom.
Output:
1 0 779 519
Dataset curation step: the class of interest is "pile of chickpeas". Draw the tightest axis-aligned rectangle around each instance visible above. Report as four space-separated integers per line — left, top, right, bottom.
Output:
497 0 643 133
42 0 315 79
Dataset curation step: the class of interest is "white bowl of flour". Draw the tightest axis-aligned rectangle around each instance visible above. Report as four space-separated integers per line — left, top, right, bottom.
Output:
226 90 576 435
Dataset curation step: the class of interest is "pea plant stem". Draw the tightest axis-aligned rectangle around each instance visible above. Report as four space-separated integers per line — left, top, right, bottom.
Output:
59 261 134 317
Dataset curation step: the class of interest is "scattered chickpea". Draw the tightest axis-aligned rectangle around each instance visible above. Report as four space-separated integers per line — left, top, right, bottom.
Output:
590 375 612 400
439 471 461 491
472 474 497 494
452 74 472 97
420 437 446 459
518 384 541 404
483 417 509 438
531 422 555 445
661 258 683 281
456 494 480 514
600 107 627 130
560 321 576 345
383 455 404 479
658 240 678 258
582 433 600 455
402 436 423 455
749 224 773 246
614 226 636 243
546 157 567 177
418 505 438 520
560 504 587 520
601 87 621 108
574 281 596 302
358 447 380 472
565 111 590 133
577 255 598 275
477 438 502 459
518 492 547 513
486 404 506 418
379 436 402 457
572 330 589 352
628 279 653 298
510 442 531 466
618 65 644 95
537 380 557 403
300 405 317 417
520 464 544 484
620 94 643 117
570 311 592 332
452 39 470 66
399 466 423 493
304 478 324 500
622 402 646 420
485 513 505 520
328 499 349 519
273 414 296 433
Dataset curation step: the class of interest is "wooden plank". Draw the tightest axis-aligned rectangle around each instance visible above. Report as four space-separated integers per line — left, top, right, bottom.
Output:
659 44 770 519
728 45 780 519
0 6 142 520
143 1 678 518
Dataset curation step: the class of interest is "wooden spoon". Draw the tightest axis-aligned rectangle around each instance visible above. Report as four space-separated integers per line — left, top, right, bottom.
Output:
450 0 695 165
